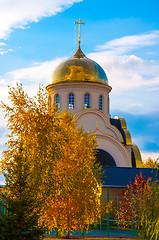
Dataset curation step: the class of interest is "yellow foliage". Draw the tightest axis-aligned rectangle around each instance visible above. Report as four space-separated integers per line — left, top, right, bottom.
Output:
1 83 104 235
143 157 159 169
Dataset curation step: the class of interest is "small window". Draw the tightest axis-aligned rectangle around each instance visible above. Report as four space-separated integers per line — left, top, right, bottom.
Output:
55 94 60 109
99 95 103 110
69 93 74 109
84 93 90 108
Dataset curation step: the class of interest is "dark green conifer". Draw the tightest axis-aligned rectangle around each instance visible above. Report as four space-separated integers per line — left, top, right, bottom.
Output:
0 146 45 240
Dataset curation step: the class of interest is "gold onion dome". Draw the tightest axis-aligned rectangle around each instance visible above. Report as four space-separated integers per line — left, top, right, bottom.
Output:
52 45 108 84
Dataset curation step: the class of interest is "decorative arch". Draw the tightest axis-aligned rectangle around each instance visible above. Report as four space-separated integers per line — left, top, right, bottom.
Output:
95 132 131 167
75 108 124 142
96 148 116 167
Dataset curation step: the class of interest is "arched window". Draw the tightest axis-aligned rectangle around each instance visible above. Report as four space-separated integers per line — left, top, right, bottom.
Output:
84 93 90 108
99 95 103 110
69 93 74 109
55 94 60 109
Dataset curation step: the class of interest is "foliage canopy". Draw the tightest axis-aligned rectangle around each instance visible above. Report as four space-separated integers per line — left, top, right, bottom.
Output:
116 172 159 240
143 157 159 169
0 83 103 237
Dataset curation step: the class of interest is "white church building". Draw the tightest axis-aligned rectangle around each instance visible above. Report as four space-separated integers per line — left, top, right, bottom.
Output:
46 40 142 170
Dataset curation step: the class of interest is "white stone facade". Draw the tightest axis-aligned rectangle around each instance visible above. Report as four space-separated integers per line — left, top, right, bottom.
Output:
47 80 133 167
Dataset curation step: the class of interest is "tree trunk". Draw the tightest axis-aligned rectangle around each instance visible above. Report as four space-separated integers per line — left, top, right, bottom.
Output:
65 229 70 239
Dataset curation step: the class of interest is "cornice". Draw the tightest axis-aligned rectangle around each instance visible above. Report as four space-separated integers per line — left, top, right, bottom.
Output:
46 81 112 93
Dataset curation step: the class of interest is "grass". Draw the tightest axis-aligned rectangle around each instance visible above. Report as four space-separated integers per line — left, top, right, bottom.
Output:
44 238 135 240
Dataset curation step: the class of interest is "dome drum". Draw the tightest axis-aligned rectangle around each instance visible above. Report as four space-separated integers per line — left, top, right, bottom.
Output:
46 81 111 117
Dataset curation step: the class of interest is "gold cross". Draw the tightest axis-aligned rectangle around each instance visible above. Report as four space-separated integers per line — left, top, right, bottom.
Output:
75 19 85 46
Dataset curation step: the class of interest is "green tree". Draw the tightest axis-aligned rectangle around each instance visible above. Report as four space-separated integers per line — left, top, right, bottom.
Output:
139 179 159 240
0 146 45 240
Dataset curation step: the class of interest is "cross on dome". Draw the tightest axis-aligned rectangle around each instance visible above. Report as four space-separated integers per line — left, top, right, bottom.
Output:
75 19 85 47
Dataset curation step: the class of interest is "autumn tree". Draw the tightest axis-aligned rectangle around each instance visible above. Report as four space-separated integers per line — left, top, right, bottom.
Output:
42 112 105 237
1 83 104 237
116 173 159 240
143 157 159 169
116 173 152 228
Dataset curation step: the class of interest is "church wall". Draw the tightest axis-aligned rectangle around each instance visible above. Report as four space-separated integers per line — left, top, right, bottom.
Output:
75 108 131 167
126 145 133 160
102 187 126 219
102 187 126 197
47 81 133 168
75 109 124 142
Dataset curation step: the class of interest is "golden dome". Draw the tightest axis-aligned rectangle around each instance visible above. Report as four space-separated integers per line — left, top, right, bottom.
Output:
52 46 108 84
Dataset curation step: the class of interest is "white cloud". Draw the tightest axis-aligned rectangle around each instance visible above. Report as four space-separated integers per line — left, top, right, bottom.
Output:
141 151 159 162
0 57 65 98
95 31 159 55
0 42 13 55
88 32 159 114
88 52 159 92
0 56 65 111
0 48 13 55
0 128 7 146
0 109 7 128
5 57 65 84
0 0 82 39
0 42 5 46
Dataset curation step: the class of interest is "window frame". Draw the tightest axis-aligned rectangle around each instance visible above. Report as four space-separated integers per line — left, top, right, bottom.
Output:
99 95 103 111
68 93 74 109
55 94 60 109
84 93 90 108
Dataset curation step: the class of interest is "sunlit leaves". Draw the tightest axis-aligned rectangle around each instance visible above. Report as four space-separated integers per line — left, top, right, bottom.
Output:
116 173 152 228
116 172 159 240
143 157 159 169
1 83 103 236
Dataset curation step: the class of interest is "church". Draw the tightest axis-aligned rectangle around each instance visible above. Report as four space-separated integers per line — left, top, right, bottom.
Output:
47 43 143 169
46 20 159 196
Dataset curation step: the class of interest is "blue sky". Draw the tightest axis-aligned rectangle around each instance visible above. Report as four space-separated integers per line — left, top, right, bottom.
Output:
0 0 159 174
